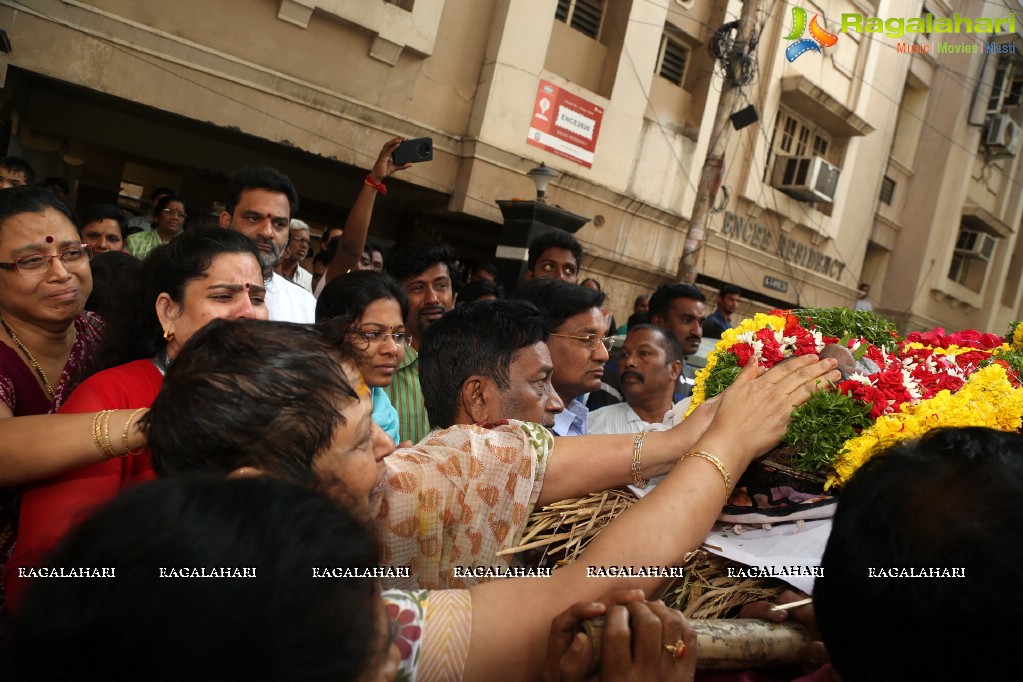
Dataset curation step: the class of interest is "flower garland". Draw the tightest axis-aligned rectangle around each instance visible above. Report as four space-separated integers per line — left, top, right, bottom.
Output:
687 309 1023 488
828 364 1023 488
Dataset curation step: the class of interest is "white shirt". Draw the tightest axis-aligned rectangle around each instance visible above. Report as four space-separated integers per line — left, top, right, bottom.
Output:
267 271 316 323
853 299 873 311
287 265 313 293
587 402 653 435
126 214 153 232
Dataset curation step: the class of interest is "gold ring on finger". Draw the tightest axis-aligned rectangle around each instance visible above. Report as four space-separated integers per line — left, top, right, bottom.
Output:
664 640 686 660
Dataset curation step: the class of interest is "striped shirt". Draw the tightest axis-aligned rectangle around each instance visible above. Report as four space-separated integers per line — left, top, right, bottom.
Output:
587 402 653 435
384 345 431 445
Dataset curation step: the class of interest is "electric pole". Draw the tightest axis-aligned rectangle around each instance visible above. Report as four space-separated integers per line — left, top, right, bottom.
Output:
676 0 764 283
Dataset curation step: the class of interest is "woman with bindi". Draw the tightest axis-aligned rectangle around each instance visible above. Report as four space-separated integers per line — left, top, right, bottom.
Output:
125 194 186 260
0 185 102 615
3 227 269 612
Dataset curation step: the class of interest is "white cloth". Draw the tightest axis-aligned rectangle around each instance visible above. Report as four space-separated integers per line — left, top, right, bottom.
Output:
853 299 872 311
703 519 832 594
286 265 313 293
126 214 153 232
587 402 652 435
266 271 316 323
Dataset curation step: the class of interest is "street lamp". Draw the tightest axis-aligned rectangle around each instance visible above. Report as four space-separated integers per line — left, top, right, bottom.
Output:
527 162 557 202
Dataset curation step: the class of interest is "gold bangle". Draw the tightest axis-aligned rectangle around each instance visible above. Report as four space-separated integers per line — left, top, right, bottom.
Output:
92 410 117 459
91 411 105 457
102 409 115 459
121 407 146 456
631 432 649 488
680 450 733 503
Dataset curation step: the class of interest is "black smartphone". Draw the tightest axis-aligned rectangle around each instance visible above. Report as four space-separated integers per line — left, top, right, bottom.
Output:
392 137 433 165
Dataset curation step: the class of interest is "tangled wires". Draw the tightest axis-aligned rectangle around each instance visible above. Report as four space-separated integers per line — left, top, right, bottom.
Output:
709 19 760 87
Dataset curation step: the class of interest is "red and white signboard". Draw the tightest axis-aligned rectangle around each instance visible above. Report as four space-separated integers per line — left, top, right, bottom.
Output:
527 79 604 168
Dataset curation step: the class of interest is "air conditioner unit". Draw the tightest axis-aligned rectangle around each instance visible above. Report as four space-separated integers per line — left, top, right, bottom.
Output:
985 114 1021 157
954 229 997 261
771 155 841 203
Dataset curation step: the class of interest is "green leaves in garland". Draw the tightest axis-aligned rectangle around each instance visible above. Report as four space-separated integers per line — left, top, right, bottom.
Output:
782 389 873 473
792 307 900 352
703 352 741 400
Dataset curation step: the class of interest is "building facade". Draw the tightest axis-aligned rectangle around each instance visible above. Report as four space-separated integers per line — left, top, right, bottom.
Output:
1 0 1020 332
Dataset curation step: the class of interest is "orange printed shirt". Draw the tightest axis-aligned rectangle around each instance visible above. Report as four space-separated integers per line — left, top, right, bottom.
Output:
376 420 552 590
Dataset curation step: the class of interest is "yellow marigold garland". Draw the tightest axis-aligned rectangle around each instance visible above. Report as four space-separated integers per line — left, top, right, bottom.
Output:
1013 323 1023 348
827 364 1023 489
902 342 1012 356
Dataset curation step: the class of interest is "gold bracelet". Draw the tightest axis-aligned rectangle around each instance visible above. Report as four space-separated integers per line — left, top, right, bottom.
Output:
121 407 147 457
91 411 105 457
92 410 117 459
631 432 649 488
680 450 733 503
101 409 115 459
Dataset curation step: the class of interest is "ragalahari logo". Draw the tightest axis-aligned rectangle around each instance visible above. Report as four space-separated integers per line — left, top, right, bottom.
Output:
785 7 839 62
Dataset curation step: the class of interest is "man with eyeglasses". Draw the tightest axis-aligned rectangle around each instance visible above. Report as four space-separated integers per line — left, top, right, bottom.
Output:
220 167 316 323
510 279 610 436
274 219 314 293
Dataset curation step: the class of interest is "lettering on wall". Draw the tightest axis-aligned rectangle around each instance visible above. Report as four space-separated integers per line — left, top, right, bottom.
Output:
720 211 845 281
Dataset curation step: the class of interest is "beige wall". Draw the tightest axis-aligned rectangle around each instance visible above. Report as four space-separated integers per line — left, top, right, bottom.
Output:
3 0 1021 330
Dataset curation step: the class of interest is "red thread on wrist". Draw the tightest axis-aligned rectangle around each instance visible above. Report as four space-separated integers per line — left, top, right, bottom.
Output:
364 174 387 196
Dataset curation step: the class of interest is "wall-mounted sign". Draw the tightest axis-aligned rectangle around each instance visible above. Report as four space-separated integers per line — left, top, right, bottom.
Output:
721 211 846 281
763 275 790 292
527 79 603 168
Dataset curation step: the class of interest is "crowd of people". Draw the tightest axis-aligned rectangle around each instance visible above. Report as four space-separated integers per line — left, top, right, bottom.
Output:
0 151 1018 681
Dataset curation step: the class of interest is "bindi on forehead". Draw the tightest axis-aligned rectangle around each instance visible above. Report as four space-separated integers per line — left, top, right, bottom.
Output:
45 236 54 243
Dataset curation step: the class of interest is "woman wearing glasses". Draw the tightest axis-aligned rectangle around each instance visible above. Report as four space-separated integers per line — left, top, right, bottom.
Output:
0 186 103 615
125 194 186 259
3 227 268 612
316 270 408 445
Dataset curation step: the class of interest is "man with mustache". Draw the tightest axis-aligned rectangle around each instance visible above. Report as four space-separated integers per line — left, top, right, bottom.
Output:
511 279 610 436
382 241 457 444
648 283 706 400
220 166 316 323
588 325 683 435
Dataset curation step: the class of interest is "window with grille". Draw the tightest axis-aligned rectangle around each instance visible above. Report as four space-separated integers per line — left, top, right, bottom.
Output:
657 34 690 86
879 176 896 205
987 57 1023 113
556 0 605 40
774 109 832 159
948 227 997 291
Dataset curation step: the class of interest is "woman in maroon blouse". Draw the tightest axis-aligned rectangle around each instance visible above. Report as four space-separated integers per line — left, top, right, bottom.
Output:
0 186 103 617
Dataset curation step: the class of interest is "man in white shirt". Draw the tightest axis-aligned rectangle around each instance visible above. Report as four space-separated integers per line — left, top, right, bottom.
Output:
219 167 316 323
274 219 314 293
588 325 682 435
853 283 873 311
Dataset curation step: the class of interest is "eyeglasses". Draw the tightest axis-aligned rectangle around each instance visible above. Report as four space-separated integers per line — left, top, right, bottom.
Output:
349 329 412 348
550 332 615 352
161 209 187 219
0 244 94 274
